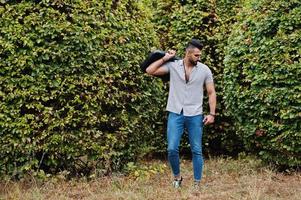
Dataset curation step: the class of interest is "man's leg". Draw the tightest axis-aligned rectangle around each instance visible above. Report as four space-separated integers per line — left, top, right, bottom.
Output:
167 111 184 180
185 115 204 182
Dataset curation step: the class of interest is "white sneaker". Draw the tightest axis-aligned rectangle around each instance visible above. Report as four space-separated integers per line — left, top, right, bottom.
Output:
172 177 183 188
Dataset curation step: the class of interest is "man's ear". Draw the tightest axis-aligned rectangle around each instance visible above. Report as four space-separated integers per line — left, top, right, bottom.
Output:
185 48 191 56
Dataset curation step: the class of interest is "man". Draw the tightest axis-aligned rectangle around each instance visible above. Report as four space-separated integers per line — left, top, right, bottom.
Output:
146 39 216 188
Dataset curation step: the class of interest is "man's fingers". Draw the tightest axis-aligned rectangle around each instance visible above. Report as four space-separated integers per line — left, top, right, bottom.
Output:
203 115 214 125
167 49 176 55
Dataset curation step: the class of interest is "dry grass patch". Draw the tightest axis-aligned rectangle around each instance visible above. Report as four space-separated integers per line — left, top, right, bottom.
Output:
1 157 300 200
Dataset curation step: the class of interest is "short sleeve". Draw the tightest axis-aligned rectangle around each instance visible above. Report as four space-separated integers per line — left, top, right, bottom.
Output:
205 68 214 84
161 61 173 73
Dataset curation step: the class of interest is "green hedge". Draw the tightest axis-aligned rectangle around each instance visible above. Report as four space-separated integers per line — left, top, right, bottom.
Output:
153 0 244 155
224 0 301 166
0 0 166 177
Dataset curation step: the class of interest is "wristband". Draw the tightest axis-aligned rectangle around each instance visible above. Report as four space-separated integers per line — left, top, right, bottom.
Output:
209 113 216 117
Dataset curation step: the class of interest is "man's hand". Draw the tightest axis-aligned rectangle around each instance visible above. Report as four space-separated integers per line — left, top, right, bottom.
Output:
146 49 176 76
203 115 215 125
162 50 176 62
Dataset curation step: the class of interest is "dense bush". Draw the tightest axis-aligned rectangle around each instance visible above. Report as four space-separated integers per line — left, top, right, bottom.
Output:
0 0 166 177
153 0 244 155
224 0 301 166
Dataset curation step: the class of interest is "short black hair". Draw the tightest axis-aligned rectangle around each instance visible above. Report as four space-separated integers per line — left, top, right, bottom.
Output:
186 39 203 51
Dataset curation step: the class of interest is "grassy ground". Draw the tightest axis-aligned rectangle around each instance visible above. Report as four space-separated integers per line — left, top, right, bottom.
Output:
1 156 300 200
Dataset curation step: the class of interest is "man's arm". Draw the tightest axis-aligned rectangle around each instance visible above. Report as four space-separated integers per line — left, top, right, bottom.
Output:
146 50 176 76
203 82 216 125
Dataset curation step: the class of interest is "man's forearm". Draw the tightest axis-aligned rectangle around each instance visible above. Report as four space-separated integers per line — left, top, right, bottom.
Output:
208 92 216 115
146 57 165 75
146 50 176 75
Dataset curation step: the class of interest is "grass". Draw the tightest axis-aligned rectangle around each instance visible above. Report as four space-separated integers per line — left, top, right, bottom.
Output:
1 156 300 200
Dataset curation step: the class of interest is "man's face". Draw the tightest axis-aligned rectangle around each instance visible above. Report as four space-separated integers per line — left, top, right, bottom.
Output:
188 48 201 66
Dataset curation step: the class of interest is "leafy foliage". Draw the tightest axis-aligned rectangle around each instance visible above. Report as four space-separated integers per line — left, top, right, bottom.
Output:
0 0 166 177
224 0 301 166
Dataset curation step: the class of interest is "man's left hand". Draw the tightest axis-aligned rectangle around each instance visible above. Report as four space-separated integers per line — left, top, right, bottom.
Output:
203 115 215 125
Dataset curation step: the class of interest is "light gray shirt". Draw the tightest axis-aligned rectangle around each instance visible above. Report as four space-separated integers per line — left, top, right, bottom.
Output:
162 59 214 116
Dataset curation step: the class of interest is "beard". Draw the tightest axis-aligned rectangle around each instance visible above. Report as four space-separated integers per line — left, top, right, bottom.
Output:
189 58 198 66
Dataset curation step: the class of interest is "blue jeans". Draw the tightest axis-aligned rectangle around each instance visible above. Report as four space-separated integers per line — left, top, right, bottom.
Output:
167 111 204 182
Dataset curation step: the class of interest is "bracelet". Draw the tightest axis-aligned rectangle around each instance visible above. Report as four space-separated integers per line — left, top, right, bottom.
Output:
209 113 216 117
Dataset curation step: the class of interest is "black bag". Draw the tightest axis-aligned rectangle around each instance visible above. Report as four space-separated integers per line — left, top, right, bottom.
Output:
140 50 180 82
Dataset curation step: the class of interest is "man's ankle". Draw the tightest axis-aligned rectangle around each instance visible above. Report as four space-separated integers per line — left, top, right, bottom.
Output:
194 180 200 186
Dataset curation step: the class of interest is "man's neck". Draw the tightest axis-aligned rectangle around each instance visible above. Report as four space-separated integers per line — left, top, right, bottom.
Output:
183 57 194 68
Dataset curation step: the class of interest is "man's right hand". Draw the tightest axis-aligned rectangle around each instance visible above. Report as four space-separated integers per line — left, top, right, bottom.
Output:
146 49 175 76
162 50 176 62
